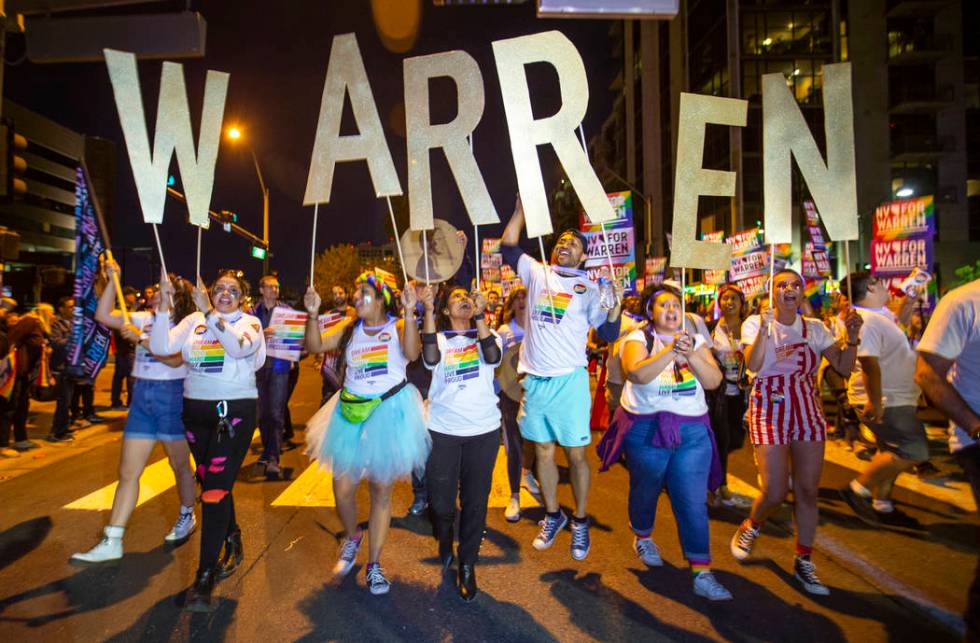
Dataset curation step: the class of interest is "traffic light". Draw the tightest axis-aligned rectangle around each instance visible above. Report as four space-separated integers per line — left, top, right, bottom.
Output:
220 209 238 223
250 246 267 260
0 121 28 198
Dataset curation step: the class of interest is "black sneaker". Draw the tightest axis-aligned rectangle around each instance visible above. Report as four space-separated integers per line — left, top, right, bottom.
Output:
838 486 880 526
46 433 74 443
408 496 428 516
794 555 830 595
85 414 108 424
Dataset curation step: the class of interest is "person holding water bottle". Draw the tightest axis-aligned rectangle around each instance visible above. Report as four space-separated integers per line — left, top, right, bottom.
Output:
500 195 623 561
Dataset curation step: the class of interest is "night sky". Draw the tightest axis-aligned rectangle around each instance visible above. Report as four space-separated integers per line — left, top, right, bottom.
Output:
4 1 618 291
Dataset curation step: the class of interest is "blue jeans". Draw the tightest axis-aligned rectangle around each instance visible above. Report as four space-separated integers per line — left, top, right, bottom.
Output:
624 418 712 563
256 367 289 465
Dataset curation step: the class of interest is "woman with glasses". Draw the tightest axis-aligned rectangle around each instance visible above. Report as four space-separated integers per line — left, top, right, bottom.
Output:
71 262 197 565
729 269 861 596
303 273 428 596
150 269 266 612
597 286 731 600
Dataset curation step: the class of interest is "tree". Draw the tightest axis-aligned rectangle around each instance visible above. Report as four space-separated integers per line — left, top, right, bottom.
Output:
313 244 365 304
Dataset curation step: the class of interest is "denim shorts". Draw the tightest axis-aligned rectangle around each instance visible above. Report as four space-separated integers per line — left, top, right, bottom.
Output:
123 378 186 442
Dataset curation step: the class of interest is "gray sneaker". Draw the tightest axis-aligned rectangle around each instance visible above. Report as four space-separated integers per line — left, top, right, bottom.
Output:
694 571 733 601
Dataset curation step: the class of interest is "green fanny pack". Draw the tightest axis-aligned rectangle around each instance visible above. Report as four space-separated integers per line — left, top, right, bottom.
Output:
339 380 408 424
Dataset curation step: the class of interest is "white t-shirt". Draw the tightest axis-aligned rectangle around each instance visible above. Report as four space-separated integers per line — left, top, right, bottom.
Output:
344 319 408 397
150 310 266 400
130 311 187 381
620 330 709 416
497 320 525 352
426 330 503 436
741 314 835 377
847 307 920 408
606 313 646 386
917 280 980 452
711 318 744 396
515 253 608 377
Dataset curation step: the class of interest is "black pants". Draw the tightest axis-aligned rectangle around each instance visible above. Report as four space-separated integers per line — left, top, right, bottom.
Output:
500 394 524 495
71 383 94 419
50 373 75 436
426 429 498 566
283 365 300 441
10 375 31 443
183 397 257 572
708 391 746 481
955 445 980 642
0 394 13 447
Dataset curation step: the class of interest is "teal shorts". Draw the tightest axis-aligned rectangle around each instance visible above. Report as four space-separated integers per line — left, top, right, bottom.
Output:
518 369 592 447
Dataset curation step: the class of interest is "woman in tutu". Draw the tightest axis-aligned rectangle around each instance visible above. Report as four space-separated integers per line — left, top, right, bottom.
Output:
303 272 429 595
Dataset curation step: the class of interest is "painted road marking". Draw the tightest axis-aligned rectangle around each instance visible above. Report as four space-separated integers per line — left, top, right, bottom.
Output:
271 462 336 507
271 446 539 509
488 445 542 509
65 457 178 511
64 429 262 511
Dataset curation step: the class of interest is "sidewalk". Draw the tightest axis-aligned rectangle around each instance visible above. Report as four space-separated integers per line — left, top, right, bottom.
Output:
0 365 129 483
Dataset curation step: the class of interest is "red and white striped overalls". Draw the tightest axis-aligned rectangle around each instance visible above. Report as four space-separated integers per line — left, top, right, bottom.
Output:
748 318 827 445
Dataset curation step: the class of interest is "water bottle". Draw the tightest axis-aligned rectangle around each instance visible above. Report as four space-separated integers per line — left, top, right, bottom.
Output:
598 276 616 311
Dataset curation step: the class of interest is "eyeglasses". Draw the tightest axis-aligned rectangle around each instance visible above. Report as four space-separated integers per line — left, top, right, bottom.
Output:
213 285 241 297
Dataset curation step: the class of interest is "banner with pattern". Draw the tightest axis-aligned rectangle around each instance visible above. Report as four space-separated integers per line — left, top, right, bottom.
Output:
66 167 112 380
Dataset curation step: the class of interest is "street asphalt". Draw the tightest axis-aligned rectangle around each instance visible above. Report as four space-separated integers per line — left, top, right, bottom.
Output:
0 362 974 642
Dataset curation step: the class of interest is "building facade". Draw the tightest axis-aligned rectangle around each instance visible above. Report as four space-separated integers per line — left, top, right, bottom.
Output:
594 0 977 287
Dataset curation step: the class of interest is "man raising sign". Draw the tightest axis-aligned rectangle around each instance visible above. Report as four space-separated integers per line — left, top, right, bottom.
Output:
500 195 622 561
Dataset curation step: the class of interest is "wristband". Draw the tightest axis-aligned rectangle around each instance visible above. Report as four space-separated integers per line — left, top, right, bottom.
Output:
847 340 859 347
421 333 438 346
473 313 485 322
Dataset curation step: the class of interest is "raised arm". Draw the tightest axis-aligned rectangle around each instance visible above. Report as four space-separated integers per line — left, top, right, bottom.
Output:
822 309 862 376
94 259 127 330
302 287 353 354
501 194 525 247
420 285 440 367
399 283 421 362
473 292 501 365
149 308 194 356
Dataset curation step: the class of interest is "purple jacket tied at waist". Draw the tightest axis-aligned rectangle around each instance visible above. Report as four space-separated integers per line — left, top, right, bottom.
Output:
596 407 723 491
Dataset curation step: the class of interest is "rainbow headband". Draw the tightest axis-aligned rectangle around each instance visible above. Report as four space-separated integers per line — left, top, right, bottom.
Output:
356 271 394 307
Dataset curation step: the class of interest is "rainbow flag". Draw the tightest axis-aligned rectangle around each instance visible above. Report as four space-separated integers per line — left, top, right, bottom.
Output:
532 291 572 324
349 343 388 380
189 339 225 373
444 343 480 383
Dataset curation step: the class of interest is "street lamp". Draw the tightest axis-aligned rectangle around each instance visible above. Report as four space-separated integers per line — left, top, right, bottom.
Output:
225 125 270 274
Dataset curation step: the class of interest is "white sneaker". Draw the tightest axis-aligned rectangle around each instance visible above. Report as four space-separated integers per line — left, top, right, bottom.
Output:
70 526 124 564
504 497 521 523
872 498 894 513
333 533 363 578
634 537 663 567
521 470 541 496
693 571 733 601
164 509 196 543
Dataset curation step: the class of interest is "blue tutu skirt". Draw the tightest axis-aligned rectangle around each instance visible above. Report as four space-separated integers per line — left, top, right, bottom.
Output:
305 384 430 485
